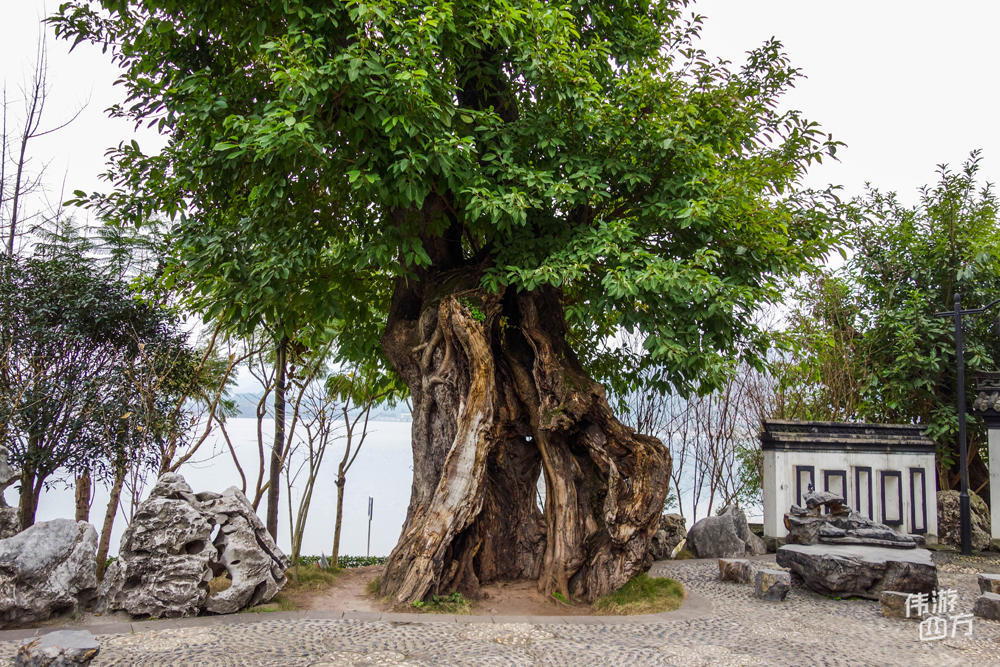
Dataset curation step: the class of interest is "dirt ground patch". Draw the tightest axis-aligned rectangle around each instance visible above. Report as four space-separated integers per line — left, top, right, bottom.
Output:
294 566 627 616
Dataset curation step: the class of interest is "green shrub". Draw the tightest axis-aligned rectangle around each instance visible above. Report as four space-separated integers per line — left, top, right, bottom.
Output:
295 555 388 569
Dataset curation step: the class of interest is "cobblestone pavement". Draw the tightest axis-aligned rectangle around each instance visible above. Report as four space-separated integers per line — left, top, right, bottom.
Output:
2 556 998 666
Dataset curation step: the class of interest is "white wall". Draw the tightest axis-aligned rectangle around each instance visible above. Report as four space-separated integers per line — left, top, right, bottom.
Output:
763 449 937 540
990 428 1000 541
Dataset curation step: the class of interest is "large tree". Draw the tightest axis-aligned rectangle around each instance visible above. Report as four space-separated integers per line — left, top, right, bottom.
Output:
54 1 838 602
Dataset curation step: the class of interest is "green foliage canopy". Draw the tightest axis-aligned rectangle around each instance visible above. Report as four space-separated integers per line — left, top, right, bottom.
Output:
779 152 1000 466
0 248 198 491
54 0 840 394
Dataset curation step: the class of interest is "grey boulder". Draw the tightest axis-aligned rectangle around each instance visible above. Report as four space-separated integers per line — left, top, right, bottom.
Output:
776 543 937 599
937 490 991 552
0 507 20 541
649 514 687 560
686 505 766 559
15 630 99 666
718 558 754 584
880 590 923 619
973 592 1000 621
0 448 21 540
979 573 1000 594
753 568 790 601
0 520 98 627
102 473 289 618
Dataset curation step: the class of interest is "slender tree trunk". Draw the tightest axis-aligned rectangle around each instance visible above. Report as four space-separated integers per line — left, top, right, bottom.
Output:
331 474 346 566
17 466 37 531
74 469 91 522
265 335 288 540
378 277 669 605
96 466 125 581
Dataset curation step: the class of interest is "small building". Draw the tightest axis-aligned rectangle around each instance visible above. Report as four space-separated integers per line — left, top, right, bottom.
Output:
760 420 938 543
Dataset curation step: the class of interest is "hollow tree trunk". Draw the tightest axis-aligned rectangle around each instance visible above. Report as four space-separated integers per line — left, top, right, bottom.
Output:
379 277 670 605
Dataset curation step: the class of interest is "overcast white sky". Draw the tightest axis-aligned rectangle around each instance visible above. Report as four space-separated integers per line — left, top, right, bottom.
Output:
3 1 999 222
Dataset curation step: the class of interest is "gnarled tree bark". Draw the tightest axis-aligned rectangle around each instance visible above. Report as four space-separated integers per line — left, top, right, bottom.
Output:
379 272 670 605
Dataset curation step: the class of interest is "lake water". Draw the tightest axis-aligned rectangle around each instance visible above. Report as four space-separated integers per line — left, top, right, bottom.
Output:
28 418 415 558
23 417 758 557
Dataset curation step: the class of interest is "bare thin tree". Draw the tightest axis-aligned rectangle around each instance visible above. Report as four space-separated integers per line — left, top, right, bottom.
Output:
1 31 84 256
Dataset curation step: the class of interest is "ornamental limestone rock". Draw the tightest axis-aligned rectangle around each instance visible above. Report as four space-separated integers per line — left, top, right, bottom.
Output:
686 505 766 559
0 447 22 540
649 514 687 560
936 490 991 552
101 473 289 618
0 519 98 627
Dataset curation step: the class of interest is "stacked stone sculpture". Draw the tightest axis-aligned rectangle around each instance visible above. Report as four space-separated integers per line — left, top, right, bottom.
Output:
777 491 936 599
101 473 290 618
783 491 920 548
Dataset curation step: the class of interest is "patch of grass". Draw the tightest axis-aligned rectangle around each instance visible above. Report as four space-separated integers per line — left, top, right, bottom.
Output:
673 547 695 560
208 574 232 595
244 594 297 613
550 591 570 606
365 575 381 597
286 563 341 590
410 591 470 614
592 574 685 615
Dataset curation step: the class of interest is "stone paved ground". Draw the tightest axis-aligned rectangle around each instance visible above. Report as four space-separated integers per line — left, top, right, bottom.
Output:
2 556 998 666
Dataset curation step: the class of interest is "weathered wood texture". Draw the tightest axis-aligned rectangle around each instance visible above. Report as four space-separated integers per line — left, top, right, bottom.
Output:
379 276 670 604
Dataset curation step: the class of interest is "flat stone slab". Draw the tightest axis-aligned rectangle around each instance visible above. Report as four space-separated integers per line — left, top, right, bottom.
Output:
16 630 99 665
753 568 790 601
973 592 1000 621
718 558 753 584
776 544 936 600
978 573 1000 594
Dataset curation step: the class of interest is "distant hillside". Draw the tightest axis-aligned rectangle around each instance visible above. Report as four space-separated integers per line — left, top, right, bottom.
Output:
229 392 411 422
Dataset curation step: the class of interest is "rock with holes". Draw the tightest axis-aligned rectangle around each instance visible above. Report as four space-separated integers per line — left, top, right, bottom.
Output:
0 519 98 627
200 487 289 614
100 473 288 618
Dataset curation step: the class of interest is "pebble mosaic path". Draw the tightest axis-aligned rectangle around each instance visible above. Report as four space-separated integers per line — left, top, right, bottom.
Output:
2 555 998 666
